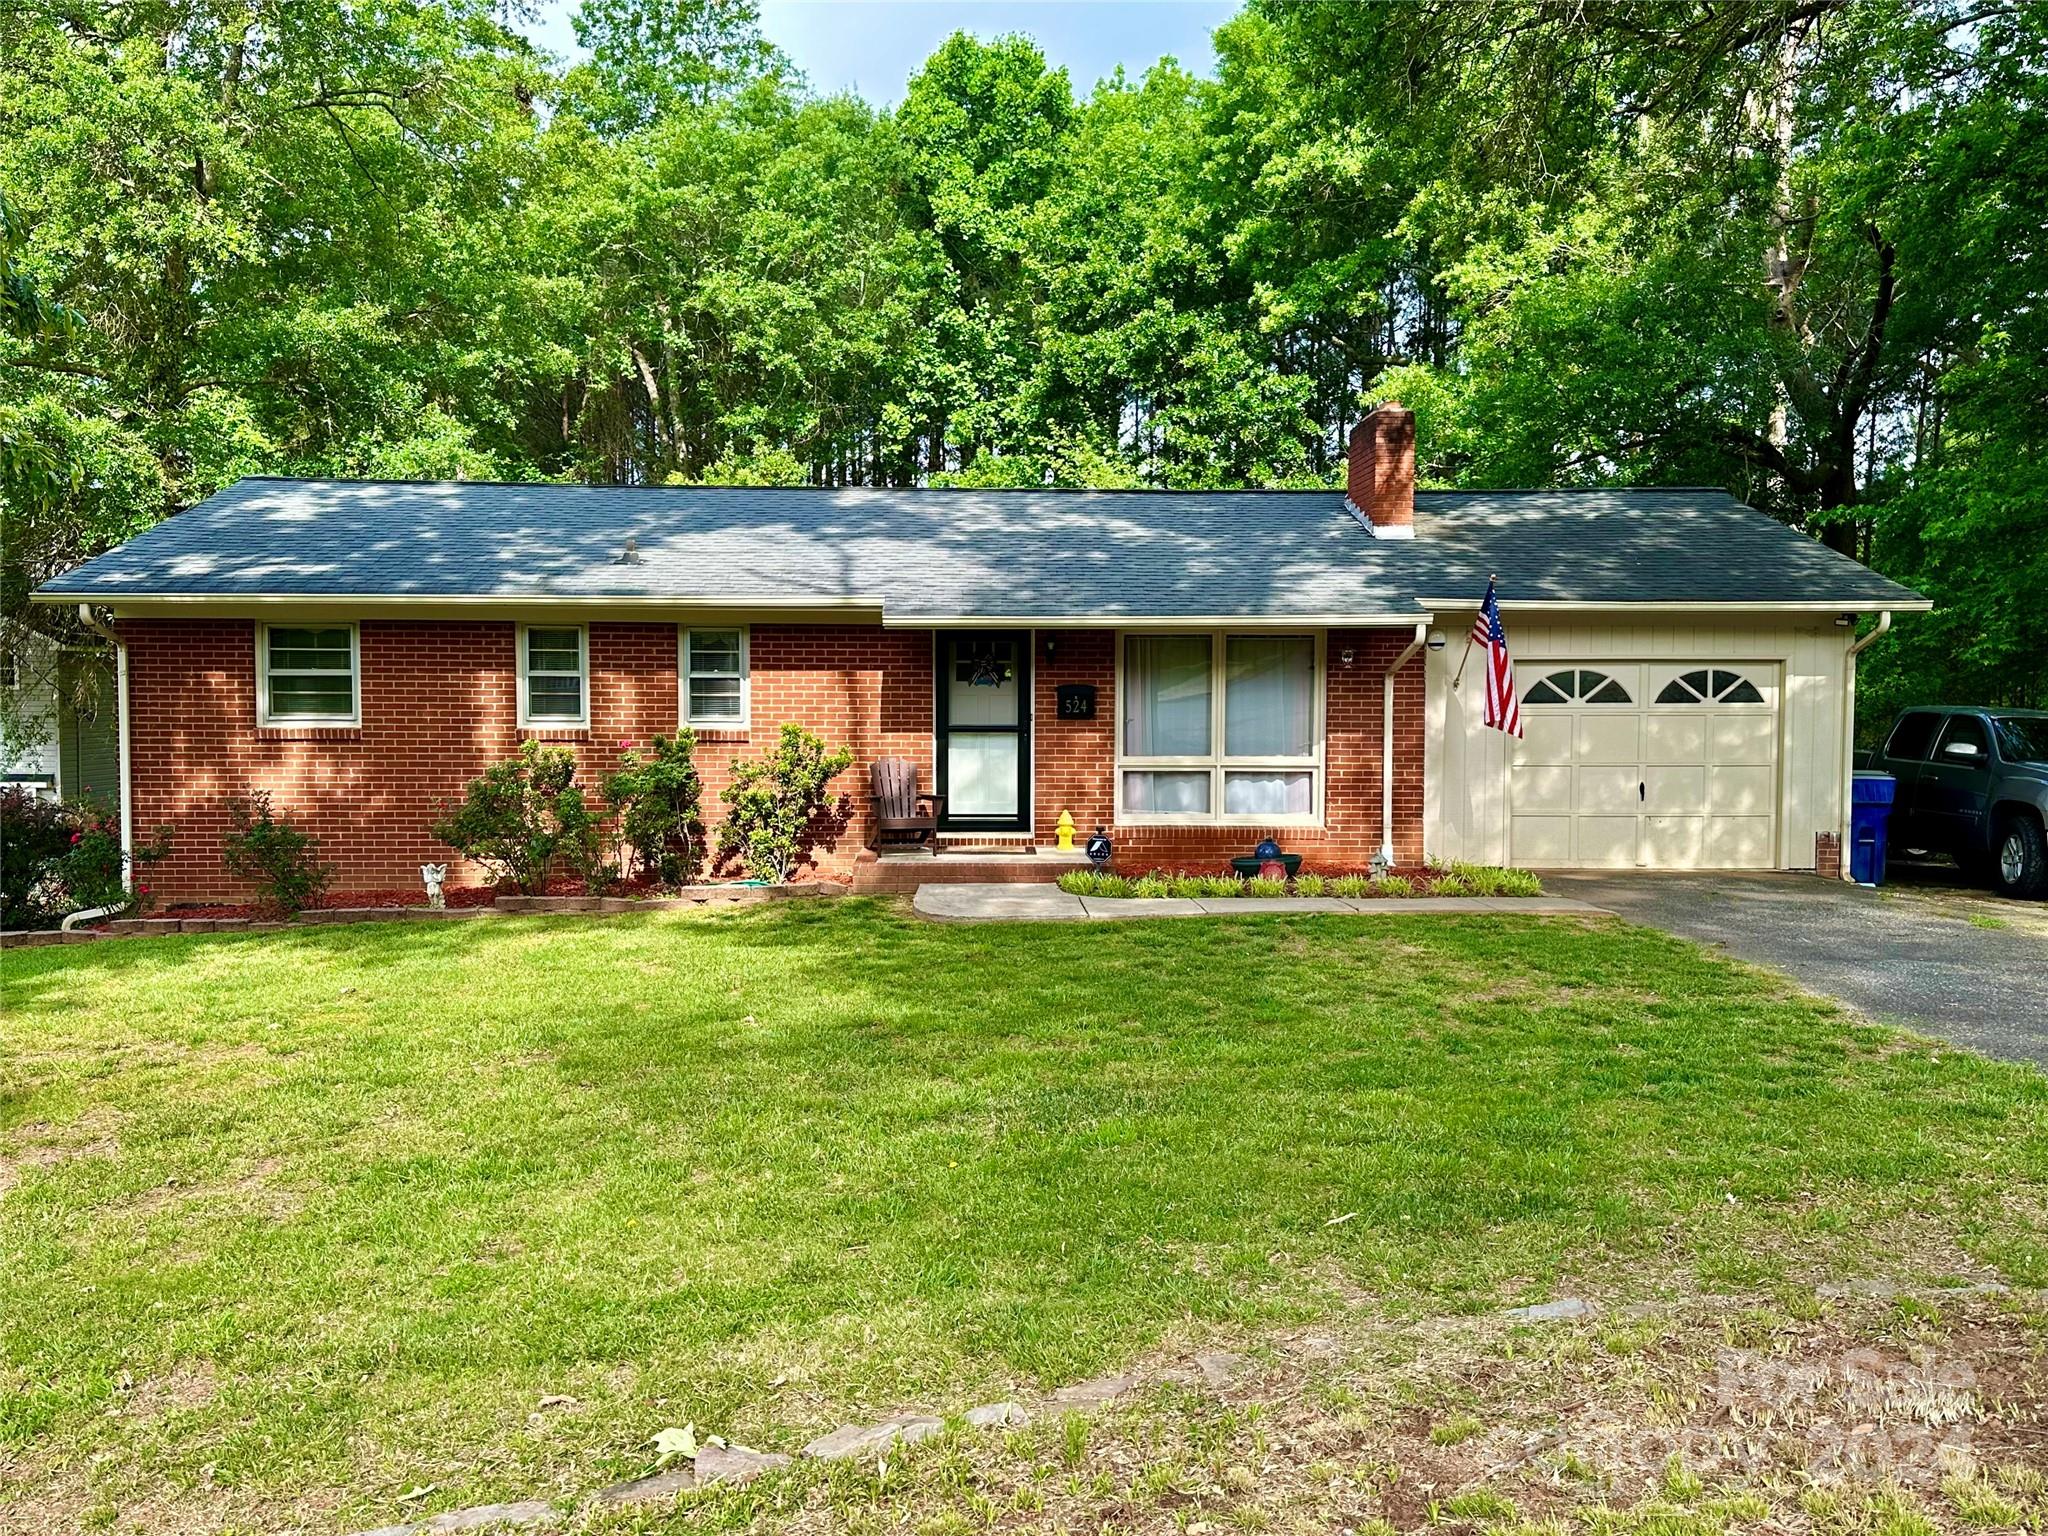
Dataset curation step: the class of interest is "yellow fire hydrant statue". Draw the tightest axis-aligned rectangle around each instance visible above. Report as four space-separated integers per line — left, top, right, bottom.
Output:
1055 809 1076 851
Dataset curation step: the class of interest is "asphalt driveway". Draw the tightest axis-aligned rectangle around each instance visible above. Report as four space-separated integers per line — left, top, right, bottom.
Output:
1546 867 2048 1069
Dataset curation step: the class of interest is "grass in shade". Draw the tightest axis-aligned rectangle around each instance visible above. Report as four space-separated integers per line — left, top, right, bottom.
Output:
2 899 2043 1531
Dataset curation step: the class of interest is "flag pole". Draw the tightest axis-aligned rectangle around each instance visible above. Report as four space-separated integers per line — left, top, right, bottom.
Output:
1451 572 1496 690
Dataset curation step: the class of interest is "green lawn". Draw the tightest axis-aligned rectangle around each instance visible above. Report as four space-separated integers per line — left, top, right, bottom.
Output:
3 901 2045 1532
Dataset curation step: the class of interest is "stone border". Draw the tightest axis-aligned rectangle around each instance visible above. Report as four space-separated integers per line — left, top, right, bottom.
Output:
0 883 844 949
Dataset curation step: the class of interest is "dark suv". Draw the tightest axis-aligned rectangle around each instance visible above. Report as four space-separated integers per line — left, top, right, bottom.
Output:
1867 707 2048 898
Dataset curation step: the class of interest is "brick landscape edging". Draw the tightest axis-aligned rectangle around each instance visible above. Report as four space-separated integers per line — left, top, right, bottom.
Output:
0 883 843 948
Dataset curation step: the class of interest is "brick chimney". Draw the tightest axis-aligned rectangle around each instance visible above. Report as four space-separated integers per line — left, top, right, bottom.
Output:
1346 403 1415 540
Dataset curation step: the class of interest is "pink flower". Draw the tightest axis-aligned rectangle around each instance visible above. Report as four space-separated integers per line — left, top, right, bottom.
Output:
619 739 635 750
137 884 150 895
70 832 81 844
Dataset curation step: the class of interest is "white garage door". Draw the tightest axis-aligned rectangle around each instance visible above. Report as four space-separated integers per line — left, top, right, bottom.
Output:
1509 663 1780 869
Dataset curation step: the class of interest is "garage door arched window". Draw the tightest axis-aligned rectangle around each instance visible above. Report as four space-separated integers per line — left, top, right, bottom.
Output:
1656 668 1766 705
1522 668 1633 706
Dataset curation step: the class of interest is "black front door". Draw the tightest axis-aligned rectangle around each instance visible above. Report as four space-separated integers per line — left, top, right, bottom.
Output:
935 632 1031 833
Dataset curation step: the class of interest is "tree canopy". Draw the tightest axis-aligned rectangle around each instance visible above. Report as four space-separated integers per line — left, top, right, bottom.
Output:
4 0 2043 734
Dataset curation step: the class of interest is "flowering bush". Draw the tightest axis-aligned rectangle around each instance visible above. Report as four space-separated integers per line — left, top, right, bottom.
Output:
221 793 334 916
0 788 169 927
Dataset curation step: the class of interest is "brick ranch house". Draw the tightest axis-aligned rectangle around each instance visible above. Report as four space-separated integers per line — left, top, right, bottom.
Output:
36 407 1925 902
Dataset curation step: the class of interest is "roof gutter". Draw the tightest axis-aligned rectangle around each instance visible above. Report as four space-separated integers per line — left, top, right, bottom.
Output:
1416 598 1933 614
1381 621 1429 869
73 603 133 891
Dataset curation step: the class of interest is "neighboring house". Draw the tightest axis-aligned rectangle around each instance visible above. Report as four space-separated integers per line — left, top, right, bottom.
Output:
33 406 1926 901
1 634 119 807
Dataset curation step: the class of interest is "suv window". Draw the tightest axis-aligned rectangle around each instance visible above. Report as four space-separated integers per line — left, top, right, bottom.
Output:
1994 716 2048 764
1883 711 1942 761
1933 713 1991 765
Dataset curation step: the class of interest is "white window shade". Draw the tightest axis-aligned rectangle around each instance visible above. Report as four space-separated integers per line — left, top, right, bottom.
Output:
1225 635 1315 757
1123 634 1211 756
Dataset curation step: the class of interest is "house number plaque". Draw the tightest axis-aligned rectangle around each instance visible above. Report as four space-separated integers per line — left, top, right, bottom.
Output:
1056 684 1097 720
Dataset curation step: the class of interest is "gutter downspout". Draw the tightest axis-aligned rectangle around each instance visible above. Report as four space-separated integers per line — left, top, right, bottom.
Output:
1838 610 1892 881
75 604 132 893
1381 622 1429 868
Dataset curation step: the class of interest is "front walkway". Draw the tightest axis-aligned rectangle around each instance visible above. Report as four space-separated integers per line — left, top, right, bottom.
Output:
912 883 1604 922
1545 869 2048 1069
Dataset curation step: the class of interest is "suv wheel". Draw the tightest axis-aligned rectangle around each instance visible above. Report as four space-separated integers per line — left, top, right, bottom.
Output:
1992 813 2048 899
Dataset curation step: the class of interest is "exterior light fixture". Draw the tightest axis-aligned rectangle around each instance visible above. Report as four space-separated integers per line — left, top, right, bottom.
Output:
1426 634 1448 651
1338 647 1356 667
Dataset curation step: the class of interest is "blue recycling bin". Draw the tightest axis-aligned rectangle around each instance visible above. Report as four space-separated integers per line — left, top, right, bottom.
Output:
1849 770 1896 885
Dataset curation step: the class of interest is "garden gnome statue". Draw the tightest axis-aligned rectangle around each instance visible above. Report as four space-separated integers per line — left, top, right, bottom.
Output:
420 863 447 909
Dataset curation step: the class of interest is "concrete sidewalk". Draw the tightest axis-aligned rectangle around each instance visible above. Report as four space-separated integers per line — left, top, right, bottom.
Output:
912 883 1606 922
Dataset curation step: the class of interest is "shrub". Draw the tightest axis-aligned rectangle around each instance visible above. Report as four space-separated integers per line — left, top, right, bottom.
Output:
1129 873 1173 898
1292 873 1327 897
1167 873 1208 899
1198 874 1245 898
1057 869 1131 897
1 789 169 927
716 723 853 883
1377 875 1415 897
1245 876 1289 897
1444 862 1543 897
1330 874 1372 898
221 793 334 916
432 741 603 894
61 808 169 915
602 731 703 886
1 788 72 927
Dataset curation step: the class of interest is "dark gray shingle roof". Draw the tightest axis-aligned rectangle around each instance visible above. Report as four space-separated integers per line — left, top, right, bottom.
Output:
37 477 1924 616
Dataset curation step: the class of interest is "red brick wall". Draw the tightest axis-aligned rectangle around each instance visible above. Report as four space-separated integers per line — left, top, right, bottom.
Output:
120 618 1424 901
122 619 932 901
1031 628 1425 872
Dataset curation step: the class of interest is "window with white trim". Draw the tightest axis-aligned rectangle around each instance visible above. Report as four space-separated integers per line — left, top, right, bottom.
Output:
258 624 358 724
519 625 587 725
682 627 748 726
1117 632 1322 823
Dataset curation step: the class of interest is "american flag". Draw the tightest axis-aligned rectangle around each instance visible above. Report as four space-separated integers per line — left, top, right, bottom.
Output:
1470 578 1523 737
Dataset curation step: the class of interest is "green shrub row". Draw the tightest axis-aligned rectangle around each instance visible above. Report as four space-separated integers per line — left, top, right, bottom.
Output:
1056 862 1542 900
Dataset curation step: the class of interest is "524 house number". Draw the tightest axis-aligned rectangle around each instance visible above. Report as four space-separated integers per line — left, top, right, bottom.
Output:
1056 684 1097 720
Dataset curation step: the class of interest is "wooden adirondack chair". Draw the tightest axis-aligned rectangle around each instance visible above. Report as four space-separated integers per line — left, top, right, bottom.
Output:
869 757 944 852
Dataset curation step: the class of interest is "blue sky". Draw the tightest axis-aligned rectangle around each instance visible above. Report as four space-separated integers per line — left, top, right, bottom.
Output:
520 1 1242 104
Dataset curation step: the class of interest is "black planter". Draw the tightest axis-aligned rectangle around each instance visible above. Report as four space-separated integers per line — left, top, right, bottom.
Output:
1231 854 1302 879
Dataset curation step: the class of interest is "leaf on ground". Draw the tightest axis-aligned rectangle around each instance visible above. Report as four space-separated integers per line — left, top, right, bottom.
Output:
652 1424 698 1465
